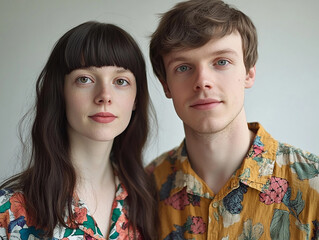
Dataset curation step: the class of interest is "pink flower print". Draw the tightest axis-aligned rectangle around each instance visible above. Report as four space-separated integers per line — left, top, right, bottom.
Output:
253 145 264 157
259 177 288 205
115 213 130 236
164 188 190 210
74 206 88 224
84 231 94 240
190 216 206 234
0 211 9 228
251 136 265 158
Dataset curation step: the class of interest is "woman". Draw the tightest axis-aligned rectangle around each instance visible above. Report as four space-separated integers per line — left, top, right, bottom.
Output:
0 21 157 239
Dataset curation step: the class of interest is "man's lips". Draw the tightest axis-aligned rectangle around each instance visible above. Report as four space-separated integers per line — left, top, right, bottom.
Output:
89 112 117 123
190 98 222 110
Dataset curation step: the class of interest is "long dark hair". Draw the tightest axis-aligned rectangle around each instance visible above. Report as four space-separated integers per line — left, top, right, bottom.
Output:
0 21 157 239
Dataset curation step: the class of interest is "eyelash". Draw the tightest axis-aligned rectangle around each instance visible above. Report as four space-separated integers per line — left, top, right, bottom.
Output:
115 78 130 86
215 59 230 66
75 77 130 86
174 59 230 73
76 76 93 84
176 65 191 73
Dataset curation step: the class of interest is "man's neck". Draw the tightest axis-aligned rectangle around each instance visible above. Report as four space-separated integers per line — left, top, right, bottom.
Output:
184 114 255 194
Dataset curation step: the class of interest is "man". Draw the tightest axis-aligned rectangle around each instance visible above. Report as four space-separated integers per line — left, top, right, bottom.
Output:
148 0 319 239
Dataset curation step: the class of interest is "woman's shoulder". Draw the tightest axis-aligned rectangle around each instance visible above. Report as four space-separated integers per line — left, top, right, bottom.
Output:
0 189 40 239
0 188 27 218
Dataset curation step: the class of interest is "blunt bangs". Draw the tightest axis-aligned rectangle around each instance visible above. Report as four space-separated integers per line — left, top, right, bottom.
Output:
63 22 143 80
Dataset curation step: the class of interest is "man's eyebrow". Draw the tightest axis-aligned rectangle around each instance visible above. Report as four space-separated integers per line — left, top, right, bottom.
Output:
212 48 239 57
166 48 239 68
165 57 188 68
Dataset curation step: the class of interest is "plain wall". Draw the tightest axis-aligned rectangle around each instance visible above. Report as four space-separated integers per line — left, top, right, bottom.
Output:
1 0 318 180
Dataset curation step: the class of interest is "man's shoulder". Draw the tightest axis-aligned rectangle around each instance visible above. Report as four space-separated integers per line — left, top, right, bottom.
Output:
274 142 319 187
276 142 319 164
146 145 182 174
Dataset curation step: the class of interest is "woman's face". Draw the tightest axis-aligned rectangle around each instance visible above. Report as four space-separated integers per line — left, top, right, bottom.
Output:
64 66 137 143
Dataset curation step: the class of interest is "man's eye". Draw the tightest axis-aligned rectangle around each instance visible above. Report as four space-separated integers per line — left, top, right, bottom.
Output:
115 79 129 86
77 77 93 84
216 60 229 66
176 65 190 72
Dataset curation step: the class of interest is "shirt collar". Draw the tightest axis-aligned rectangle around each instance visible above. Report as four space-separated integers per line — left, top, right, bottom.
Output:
237 122 277 192
71 174 128 239
170 122 277 197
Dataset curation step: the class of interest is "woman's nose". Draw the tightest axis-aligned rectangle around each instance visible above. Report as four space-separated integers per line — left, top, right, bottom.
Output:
94 86 112 104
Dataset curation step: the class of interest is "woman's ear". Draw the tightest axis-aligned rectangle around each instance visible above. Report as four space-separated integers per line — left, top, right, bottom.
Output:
245 66 256 89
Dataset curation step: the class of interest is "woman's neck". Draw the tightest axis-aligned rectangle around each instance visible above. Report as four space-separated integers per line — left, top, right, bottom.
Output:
68 130 114 188
69 131 116 237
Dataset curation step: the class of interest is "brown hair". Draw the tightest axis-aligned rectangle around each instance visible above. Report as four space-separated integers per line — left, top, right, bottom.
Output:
1 21 157 239
150 0 258 80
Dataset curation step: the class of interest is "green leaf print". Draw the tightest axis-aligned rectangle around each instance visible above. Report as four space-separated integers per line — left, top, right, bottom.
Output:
283 188 305 220
112 208 121 222
290 162 319 180
110 231 119 239
270 209 290 240
63 228 84 237
282 187 291 207
83 215 97 234
307 153 319 163
238 219 264 240
73 228 85 235
295 221 310 240
277 143 319 164
289 190 304 219
63 228 74 238
239 168 251 180
0 200 10 213
109 208 121 236
184 216 193 231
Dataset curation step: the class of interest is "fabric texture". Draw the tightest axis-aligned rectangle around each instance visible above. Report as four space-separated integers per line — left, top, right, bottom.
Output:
0 175 141 240
147 122 319 240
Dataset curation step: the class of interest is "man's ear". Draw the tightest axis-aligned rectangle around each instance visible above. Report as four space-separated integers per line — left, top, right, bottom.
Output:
159 78 172 98
245 66 256 89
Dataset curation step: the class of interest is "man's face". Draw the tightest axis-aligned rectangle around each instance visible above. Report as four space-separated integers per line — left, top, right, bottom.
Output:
161 31 255 135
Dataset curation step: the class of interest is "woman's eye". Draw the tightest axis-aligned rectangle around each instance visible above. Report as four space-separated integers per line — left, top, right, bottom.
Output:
115 78 129 86
77 76 93 84
216 59 229 66
176 65 190 72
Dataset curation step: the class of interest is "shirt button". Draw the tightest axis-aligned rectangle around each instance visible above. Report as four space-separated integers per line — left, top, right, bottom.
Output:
212 202 218 208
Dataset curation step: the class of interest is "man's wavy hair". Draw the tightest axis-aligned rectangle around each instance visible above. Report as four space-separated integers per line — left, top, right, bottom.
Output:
150 0 258 81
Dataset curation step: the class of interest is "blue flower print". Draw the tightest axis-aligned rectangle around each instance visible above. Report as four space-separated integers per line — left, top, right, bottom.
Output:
223 182 248 214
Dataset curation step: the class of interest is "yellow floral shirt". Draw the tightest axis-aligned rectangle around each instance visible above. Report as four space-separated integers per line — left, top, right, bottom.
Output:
147 123 319 240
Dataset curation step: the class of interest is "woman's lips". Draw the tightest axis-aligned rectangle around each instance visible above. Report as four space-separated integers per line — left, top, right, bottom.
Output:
89 112 117 123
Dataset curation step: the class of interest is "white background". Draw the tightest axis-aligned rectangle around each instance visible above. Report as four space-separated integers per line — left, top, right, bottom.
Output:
1 0 318 180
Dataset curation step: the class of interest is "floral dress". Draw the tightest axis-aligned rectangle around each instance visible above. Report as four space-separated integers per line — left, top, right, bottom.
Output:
0 176 141 239
147 122 319 240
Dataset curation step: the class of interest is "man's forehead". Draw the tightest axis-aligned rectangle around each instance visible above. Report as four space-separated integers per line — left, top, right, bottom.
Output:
163 32 243 65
